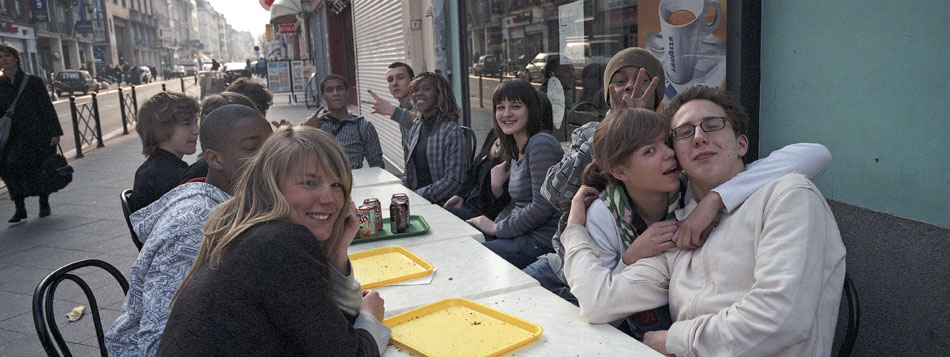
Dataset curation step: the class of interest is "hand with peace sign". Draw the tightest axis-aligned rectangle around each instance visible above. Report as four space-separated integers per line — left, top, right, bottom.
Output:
617 67 661 110
360 90 397 116
300 105 328 128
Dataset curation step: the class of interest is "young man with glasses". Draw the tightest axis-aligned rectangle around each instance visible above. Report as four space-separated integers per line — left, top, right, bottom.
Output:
562 85 846 356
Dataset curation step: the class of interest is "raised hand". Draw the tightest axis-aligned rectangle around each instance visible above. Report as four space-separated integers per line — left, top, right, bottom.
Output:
672 191 723 249
619 67 660 110
622 220 678 265
566 185 600 227
300 105 328 128
360 90 396 116
490 161 510 198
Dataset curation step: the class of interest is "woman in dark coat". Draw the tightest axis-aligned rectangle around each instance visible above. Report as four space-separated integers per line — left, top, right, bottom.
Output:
0 43 63 224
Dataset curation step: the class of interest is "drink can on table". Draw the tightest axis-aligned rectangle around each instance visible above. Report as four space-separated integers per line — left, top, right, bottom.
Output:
363 198 382 231
389 199 403 233
392 193 410 218
357 204 378 238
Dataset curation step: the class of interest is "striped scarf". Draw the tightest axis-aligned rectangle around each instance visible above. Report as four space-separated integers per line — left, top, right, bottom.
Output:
599 182 682 248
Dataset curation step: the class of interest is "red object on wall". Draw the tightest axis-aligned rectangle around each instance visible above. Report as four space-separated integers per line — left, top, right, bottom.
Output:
278 23 296 34
259 0 274 11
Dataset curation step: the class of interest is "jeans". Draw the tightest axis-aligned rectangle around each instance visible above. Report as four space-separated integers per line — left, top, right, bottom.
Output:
522 257 577 305
483 237 552 269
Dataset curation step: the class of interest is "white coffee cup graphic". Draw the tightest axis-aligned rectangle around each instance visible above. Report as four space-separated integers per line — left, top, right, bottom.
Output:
659 0 722 84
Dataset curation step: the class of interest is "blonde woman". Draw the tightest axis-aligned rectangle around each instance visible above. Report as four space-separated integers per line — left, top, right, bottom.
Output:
158 126 389 356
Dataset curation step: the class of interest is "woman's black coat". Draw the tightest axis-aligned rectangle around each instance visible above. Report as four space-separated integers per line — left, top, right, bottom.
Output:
0 69 64 198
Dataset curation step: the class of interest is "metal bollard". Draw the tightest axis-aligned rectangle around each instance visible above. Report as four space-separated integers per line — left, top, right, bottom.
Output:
69 96 84 158
118 87 128 135
92 93 104 148
180 75 185 92
478 74 483 108
162 83 167 92
131 85 138 114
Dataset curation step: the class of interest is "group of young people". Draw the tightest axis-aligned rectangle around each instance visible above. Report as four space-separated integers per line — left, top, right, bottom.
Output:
108 45 845 355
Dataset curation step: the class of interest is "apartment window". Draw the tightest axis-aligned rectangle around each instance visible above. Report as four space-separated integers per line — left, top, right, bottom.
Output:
0 0 7 15
14 0 20 15
122 0 126 8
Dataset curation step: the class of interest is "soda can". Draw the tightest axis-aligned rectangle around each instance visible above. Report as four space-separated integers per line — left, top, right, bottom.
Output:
395 198 410 233
357 205 377 238
392 193 410 217
363 198 383 231
389 198 403 233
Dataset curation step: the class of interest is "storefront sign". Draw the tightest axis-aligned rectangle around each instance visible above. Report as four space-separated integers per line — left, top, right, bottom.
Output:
278 23 295 34
75 20 94 34
0 22 20 34
31 0 50 22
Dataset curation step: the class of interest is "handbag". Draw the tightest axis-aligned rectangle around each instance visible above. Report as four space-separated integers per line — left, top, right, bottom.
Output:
0 75 30 151
41 144 74 192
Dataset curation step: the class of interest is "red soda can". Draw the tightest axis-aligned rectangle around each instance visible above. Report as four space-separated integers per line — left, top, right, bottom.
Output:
363 198 382 231
357 205 377 238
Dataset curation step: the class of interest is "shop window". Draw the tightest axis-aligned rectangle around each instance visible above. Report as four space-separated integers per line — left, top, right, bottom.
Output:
465 0 728 141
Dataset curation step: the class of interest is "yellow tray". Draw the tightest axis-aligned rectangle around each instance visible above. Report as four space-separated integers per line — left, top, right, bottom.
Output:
383 298 543 356
349 246 434 289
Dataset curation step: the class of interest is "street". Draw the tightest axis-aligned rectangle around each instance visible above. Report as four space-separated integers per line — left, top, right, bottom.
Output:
51 77 200 157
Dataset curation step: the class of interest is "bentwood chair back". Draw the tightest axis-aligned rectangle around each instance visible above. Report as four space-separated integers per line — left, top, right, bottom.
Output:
32 259 129 357
120 189 142 251
460 126 477 162
837 273 861 356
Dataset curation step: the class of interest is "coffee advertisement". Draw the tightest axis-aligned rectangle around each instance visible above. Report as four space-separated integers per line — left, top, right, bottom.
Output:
638 0 727 102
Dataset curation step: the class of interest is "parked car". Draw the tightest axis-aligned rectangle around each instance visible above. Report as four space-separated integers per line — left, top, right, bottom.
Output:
524 52 559 82
167 65 186 78
472 55 500 76
126 66 153 85
181 64 198 76
53 70 98 97
222 62 252 81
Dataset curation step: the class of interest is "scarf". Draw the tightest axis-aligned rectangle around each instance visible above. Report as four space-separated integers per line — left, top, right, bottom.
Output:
599 182 682 248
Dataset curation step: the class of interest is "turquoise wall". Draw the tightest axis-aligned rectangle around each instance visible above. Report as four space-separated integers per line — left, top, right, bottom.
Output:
759 1 950 228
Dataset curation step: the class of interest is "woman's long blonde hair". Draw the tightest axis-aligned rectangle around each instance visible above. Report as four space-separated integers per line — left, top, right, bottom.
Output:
175 126 353 300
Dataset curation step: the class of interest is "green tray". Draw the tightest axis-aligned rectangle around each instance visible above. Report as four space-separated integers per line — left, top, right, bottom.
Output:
352 215 430 244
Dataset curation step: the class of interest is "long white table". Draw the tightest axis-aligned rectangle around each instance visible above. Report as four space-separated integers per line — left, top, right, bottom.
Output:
348 236 539 317
351 166 401 188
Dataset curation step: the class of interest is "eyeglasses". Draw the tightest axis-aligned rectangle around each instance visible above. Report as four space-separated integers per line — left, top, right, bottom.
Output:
671 117 727 140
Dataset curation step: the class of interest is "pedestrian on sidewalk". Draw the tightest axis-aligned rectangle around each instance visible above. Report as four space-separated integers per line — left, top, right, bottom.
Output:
0 42 63 224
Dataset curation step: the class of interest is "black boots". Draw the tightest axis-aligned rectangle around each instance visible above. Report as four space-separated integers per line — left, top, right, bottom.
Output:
39 195 51 218
8 199 26 224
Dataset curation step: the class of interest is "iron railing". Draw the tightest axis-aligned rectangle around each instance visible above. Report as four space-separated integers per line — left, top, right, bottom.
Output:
118 86 138 135
68 94 104 158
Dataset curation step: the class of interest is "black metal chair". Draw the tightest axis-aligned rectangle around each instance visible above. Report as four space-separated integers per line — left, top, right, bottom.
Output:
564 102 604 140
33 259 130 357
460 125 477 162
837 273 860 356
120 189 142 251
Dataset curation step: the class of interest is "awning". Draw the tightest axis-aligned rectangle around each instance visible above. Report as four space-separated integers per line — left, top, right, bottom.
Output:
269 0 302 24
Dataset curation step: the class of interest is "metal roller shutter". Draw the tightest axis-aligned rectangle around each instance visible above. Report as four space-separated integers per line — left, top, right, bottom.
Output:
352 0 408 171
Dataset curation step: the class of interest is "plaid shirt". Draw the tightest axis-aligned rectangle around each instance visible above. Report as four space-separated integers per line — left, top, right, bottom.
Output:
319 113 384 169
541 121 599 255
394 113 467 204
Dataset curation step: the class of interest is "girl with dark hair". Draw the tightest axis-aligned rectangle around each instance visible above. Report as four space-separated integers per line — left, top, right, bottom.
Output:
394 72 466 204
0 42 63 224
466 79 564 269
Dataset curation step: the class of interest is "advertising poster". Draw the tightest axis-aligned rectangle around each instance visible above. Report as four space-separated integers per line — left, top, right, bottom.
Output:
638 0 727 101
291 59 314 92
558 0 585 66
267 61 291 93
